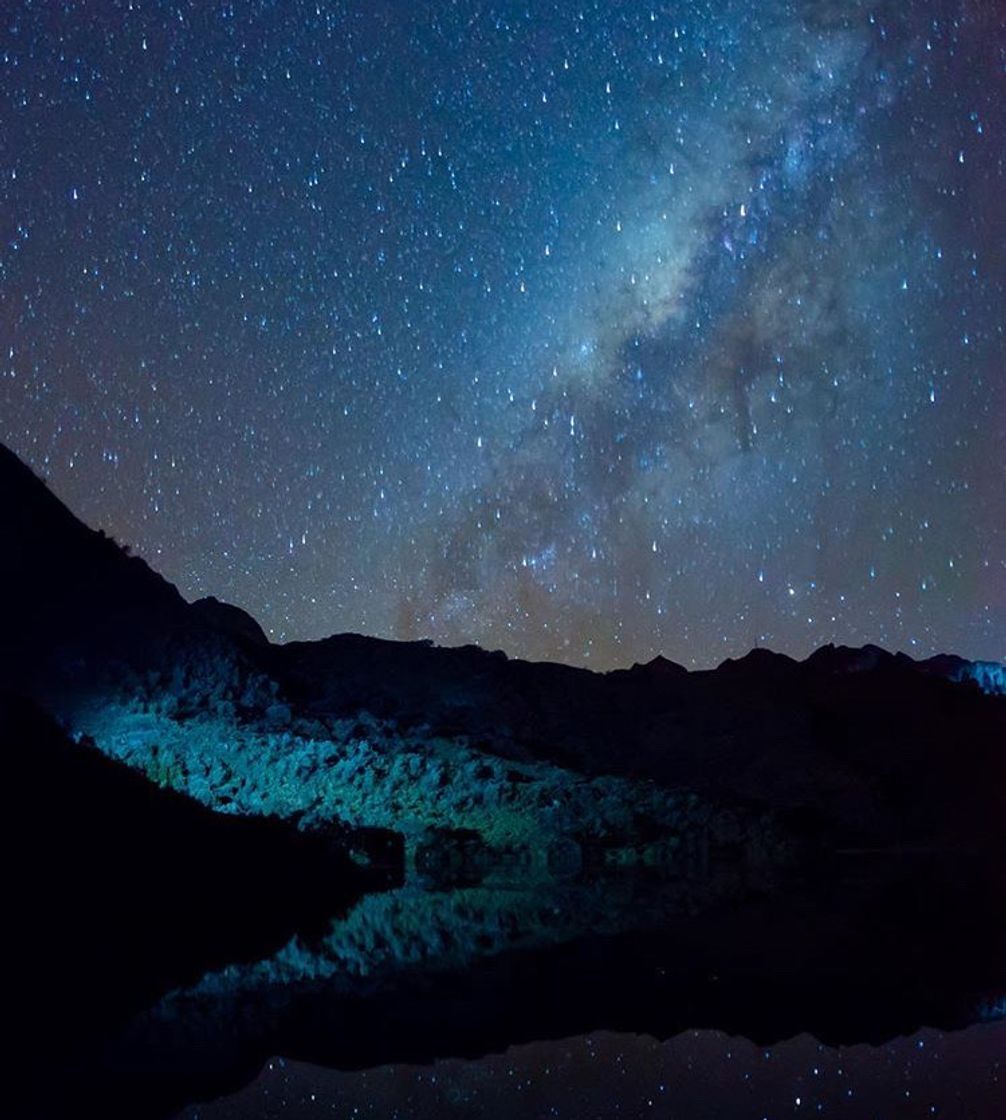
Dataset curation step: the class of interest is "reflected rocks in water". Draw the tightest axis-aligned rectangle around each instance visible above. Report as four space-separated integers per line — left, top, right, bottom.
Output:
179 1024 1006 1120
29 854 1006 1120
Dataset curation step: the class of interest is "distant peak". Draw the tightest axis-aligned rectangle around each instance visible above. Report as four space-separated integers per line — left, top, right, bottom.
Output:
805 643 894 674
190 597 269 646
717 647 797 673
628 654 688 677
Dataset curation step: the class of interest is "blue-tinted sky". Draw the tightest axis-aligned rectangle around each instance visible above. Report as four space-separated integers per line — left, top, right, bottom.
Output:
2 0 1004 667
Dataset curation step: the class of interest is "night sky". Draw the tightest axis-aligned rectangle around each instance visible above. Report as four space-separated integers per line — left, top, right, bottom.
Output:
2 1 1004 669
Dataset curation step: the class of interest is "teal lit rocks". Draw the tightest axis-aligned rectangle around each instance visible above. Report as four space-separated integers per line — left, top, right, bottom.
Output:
70 682 783 879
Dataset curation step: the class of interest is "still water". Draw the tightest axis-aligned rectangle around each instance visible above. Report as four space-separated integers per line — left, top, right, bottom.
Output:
183 1024 1006 1120
38 856 1006 1118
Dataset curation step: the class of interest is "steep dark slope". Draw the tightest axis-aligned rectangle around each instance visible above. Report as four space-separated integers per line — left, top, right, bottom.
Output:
0 445 275 724
0 444 189 692
0 443 183 622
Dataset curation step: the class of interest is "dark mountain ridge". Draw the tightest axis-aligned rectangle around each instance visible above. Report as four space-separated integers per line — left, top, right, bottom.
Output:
3 440 1005 854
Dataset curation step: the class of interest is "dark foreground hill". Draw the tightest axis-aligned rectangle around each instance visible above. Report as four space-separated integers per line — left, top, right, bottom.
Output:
0 443 187 671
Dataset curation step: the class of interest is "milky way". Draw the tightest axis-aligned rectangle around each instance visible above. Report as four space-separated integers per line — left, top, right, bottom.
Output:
1 1 1004 667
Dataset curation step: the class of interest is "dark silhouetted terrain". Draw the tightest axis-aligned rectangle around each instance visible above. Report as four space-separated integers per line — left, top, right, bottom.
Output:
3 441 1004 858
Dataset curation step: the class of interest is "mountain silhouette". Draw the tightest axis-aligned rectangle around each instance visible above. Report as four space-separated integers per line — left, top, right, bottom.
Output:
3 439 1005 856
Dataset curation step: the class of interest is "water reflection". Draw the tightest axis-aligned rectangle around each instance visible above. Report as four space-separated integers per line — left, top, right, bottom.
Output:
180 1024 1006 1119
32 856 1006 1119
158 863 758 1009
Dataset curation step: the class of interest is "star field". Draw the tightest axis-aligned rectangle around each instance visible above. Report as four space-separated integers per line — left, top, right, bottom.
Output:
2 0 1004 668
